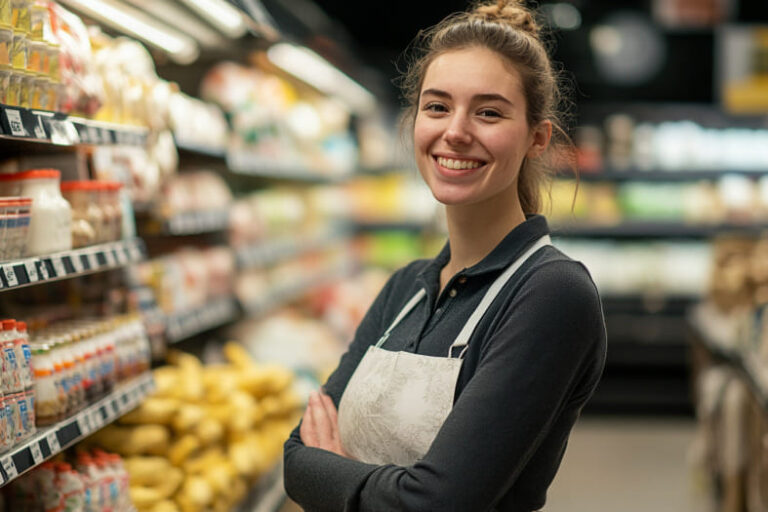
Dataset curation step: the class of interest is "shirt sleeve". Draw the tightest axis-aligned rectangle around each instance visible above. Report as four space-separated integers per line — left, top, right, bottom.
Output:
285 260 606 512
283 265 404 511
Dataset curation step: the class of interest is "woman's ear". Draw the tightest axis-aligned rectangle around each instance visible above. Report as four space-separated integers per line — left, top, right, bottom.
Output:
526 120 553 159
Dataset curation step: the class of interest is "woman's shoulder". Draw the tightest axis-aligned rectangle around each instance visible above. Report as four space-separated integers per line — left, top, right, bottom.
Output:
522 245 602 310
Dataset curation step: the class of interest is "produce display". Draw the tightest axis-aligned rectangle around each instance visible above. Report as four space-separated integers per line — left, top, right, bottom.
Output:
82 344 299 512
1 449 132 511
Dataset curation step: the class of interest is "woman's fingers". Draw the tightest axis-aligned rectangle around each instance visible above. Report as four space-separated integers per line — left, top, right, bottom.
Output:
318 392 339 436
308 391 334 447
300 403 318 447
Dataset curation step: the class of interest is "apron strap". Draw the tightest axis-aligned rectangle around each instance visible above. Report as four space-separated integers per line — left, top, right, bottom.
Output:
374 288 427 348
449 235 552 357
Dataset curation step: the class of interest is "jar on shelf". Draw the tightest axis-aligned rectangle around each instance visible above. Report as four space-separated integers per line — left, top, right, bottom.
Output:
11 0 29 33
31 72 47 109
0 23 11 67
0 0 10 27
0 169 72 256
26 36 42 73
99 182 123 242
18 68 33 108
61 181 103 247
0 64 11 103
9 27 25 70
46 41 58 80
6 67 20 106
28 2 44 40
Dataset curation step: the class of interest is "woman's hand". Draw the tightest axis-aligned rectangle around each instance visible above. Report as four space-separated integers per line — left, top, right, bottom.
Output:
300 390 352 458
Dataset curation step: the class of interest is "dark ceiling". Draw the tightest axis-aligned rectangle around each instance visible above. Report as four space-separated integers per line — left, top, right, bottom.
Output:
259 0 768 112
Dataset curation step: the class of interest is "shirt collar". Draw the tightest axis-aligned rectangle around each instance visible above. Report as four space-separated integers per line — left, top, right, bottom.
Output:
416 215 551 295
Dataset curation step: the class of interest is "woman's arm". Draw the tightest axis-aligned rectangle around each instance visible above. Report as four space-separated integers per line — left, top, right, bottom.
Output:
288 260 606 512
283 267 404 511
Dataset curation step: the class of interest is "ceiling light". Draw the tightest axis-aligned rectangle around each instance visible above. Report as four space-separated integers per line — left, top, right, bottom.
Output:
178 0 248 38
59 0 199 63
266 43 376 115
121 0 227 48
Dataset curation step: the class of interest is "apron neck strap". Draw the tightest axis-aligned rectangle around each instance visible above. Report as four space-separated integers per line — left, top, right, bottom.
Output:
374 288 427 348
448 235 552 357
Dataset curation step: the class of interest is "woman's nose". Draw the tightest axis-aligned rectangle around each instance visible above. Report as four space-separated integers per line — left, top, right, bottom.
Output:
443 114 473 146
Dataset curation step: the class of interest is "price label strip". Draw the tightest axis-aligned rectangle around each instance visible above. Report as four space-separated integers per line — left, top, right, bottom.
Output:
68 254 83 273
24 261 39 283
86 252 98 270
76 414 91 436
104 249 117 266
96 251 107 266
4 108 27 137
33 115 47 139
46 432 61 453
52 257 66 277
36 260 50 280
1 456 18 482
4 266 19 287
30 442 44 465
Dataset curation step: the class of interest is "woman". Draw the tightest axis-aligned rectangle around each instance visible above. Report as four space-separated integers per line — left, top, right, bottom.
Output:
283 1 606 510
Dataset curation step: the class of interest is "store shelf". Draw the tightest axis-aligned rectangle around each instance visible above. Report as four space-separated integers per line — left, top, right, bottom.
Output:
165 296 240 344
236 228 349 269
0 372 154 486
142 210 231 236
552 222 768 238
558 169 768 182
227 152 350 183
353 220 430 232
0 238 146 291
0 104 147 147
241 264 351 316
174 138 227 159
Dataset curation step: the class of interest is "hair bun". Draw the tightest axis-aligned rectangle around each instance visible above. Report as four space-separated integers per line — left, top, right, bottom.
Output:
472 0 539 37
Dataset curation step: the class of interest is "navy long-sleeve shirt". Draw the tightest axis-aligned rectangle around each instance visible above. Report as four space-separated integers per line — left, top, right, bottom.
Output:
284 215 607 511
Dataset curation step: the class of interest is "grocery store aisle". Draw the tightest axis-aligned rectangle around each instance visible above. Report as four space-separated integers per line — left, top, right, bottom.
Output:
280 417 700 512
546 417 699 512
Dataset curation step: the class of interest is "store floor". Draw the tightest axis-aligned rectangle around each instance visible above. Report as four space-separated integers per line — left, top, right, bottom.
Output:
280 416 699 512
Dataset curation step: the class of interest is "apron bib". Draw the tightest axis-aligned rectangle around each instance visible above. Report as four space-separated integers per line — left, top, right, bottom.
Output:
338 235 551 466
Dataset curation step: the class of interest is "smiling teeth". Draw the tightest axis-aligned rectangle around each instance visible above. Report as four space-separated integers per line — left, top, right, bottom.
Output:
437 157 484 170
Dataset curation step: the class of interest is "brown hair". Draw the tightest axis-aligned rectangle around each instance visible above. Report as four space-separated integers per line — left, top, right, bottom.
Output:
399 0 574 214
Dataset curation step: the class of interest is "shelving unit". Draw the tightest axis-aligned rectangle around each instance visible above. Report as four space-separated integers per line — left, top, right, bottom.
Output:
0 105 147 146
559 169 768 182
0 372 155 486
153 210 231 236
165 295 240 344
0 238 145 290
236 228 350 269
227 152 351 183
552 222 768 239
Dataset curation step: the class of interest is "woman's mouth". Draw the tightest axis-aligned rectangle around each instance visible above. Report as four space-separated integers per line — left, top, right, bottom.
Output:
433 155 487 176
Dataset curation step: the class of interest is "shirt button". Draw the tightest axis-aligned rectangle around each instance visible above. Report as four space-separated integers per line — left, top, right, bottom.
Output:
449 289 457 298
458 276 467 284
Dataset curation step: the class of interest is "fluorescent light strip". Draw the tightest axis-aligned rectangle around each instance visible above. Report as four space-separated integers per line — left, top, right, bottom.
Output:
59 0 199 63
267 43 376 115
179 0 247 38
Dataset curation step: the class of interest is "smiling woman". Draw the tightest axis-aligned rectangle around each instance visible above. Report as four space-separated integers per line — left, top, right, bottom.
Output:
283 2 606 511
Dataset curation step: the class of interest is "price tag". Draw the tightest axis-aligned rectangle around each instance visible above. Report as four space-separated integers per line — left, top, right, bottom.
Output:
38 261 50 280
87 252 98 269
69 254 83 273
2 456 17 481
100 128 112 144
33 116 46 139
46 432 61 453
87 125 100 144
4 109 26 137
25 261 39 282
4 266 19 287
90 409 104 429
76 414 91 435
52 257 66 277
104 249 116 266
30 442 43 464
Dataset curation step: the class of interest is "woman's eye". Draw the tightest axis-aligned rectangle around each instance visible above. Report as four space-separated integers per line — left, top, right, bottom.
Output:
423 103 447 113
478 109 501 118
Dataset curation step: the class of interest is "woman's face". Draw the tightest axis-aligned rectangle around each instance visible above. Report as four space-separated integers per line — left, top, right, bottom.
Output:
414 46 550 207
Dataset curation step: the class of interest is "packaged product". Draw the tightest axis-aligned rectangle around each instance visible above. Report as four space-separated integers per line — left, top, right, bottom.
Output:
6 67 20 105
0 0 9 27
0 197 32 260
61 181 101 247
18 68 33 107
11 0 30 32
0 63 11 102
0 23 10 66
31 73 48 109
9 27 24 69
26 35 42 73
2 319 22 393
31 341 58 424
0 394 8 451
56 462 86 512
0 169 72 256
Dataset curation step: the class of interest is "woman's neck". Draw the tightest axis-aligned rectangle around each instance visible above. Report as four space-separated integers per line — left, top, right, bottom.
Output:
440 193 527 290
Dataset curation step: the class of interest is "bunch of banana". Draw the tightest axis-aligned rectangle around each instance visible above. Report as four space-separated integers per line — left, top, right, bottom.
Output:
84 342 302 512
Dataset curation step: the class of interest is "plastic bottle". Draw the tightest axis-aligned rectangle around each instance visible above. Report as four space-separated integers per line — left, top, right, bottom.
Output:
16 321 32 390
50 334 69 418
31 341 58 426
1 319 21 393
55 462 86 512
75 452 101 512
94 450 118 511
107 453 130 512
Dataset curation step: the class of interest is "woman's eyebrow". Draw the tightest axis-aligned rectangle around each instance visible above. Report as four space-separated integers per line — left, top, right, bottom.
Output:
421 89 513 106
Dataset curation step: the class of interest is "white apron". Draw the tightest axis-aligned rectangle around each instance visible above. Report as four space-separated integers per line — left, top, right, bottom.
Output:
337 235 551 466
